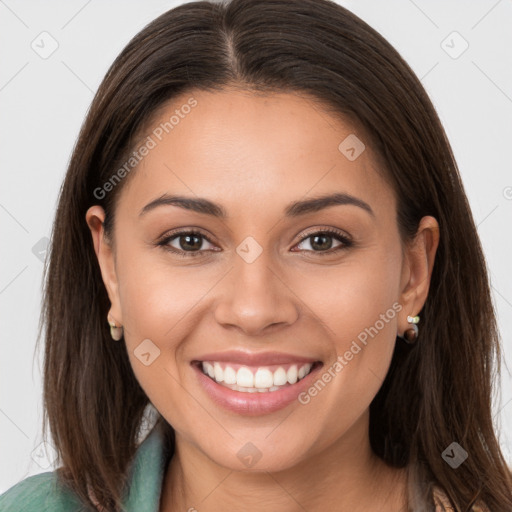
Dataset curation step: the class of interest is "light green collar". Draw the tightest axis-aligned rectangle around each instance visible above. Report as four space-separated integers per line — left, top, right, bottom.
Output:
121 424 169 511
0 425 169 511
49 424 169 511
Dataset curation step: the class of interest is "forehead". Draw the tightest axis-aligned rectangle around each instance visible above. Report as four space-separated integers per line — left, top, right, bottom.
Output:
117 89 394 221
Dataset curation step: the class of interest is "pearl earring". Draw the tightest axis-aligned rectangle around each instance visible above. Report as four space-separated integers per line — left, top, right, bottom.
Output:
402 315 420 344
108 315 123 341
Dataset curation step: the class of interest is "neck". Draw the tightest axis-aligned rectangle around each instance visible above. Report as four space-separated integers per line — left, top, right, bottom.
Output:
160 413 408 512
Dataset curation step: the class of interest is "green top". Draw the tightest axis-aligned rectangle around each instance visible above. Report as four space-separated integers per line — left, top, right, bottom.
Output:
1 425 493 511
0 425 168 511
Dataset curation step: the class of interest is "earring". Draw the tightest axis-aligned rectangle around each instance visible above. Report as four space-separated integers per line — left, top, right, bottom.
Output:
108 315 123 341
402 315 420 344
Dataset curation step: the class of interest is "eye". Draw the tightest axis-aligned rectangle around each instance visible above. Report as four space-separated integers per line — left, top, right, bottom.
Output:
156 227 353 258
157 229 218 258
293 228 352 255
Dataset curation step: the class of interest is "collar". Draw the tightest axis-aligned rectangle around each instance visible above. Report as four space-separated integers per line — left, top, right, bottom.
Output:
121 423 169 511
79 424 169 512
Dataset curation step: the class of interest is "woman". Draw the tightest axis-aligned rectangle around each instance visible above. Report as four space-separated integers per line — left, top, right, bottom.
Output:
1 0 510 510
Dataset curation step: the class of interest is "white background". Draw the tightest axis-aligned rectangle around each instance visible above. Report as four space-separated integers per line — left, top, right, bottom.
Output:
1 0 511 493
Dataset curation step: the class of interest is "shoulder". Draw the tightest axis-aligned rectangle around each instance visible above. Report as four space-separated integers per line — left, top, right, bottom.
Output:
0 471 84 512
432 485 490 512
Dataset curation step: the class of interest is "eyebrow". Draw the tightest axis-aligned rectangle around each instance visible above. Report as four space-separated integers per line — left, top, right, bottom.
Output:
139 192 374 219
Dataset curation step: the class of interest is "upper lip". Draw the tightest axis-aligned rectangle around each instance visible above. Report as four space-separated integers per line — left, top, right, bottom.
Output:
192 350 320 367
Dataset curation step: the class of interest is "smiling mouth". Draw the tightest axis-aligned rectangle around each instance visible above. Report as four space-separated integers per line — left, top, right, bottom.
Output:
194 360 323 393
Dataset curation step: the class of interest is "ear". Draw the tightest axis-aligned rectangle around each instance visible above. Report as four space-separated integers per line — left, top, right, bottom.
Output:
398 215 440 336
85 205 123 326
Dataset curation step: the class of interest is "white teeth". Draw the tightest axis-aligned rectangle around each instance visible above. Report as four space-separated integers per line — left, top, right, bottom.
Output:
201 361 316 392
273 367 288 386
254 368 274 388
236 367 254 388
221 384 282 393
213 362 224 382
204 362 215 379
287 365 298 384
223 365 237 384
298 363 313 380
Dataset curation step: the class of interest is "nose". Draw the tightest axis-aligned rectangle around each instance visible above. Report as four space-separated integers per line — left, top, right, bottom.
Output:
213 249 299 336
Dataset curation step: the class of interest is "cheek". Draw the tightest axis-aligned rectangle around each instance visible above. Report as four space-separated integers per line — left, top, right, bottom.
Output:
293 241 402 349
289 245 402 431
113 246 227 418
115 259 208 429
115 237 215 340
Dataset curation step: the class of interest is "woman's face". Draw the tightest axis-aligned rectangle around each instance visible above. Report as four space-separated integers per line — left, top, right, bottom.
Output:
87 89 437 472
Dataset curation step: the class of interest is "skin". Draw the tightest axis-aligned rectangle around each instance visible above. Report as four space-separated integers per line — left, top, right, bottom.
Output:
86 89 439 512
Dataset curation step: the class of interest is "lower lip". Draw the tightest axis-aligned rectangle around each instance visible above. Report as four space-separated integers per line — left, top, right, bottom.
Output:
192 362 323 416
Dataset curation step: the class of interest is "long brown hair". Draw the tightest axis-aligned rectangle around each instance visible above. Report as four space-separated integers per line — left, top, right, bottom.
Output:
38 0 512 510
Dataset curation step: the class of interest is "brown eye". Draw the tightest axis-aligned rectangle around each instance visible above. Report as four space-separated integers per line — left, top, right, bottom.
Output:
158 229 217 257
294 229 352 254
173 233 204 251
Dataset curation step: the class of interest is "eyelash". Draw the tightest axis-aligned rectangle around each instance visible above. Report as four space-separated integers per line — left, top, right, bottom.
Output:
156 227 353 258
